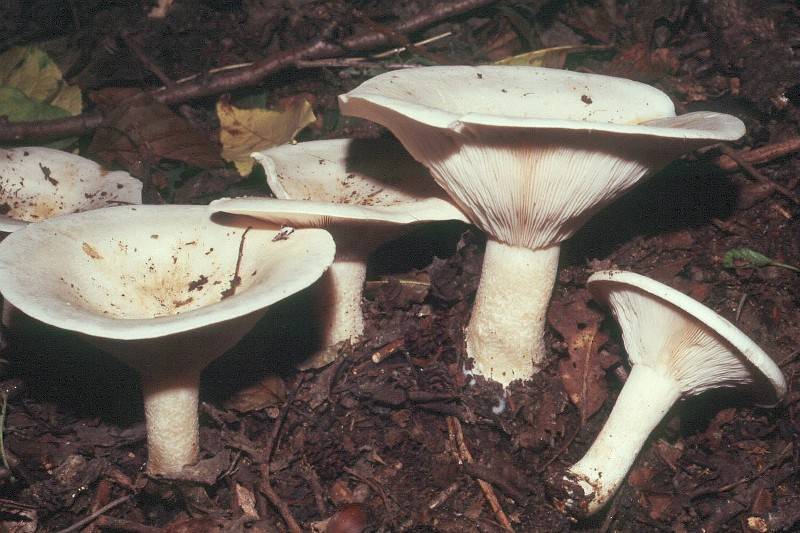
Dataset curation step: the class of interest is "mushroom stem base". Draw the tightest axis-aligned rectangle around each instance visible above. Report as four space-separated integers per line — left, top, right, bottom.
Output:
141 369 202 477
466 240 559 386
560 364 681 515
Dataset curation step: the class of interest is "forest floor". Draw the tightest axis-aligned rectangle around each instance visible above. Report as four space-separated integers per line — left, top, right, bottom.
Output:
0 0 798 531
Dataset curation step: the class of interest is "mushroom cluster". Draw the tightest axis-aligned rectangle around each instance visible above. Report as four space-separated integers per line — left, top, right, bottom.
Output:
0 65 786 505
339 65 746 385
211 137 467 366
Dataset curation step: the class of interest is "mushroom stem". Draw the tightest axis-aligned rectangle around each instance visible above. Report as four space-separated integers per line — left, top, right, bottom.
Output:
318 254 369 347
560 364 681 515
140 368 203 477
466 240 560 385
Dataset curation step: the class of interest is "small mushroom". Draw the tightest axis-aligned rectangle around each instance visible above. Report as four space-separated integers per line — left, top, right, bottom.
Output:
0 147 142 232
0 205 335 477
339 66 745 386
211 138 467 356
549 270 787 516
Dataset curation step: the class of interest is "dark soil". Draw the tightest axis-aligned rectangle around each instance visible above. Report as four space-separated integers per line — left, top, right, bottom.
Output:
0 1 798 532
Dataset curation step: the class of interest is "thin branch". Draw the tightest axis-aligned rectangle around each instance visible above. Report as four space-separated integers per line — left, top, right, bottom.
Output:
121 32 175 88
52 495 131 533
715 137 800 171
0 0 497 142
718 144 800 205
447 416 514 531
259 466 304 533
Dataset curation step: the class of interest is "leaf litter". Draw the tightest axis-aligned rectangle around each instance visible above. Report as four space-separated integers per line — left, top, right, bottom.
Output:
0 0 798 532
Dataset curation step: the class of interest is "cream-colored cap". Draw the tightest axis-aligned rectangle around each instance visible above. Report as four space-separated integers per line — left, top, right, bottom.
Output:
0 205 335 342
339 66 745 250
0 147 142 232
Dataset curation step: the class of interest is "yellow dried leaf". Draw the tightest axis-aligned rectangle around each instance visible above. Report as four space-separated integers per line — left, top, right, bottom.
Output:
494 45 610 68
0 46 82 115
217 98 315 175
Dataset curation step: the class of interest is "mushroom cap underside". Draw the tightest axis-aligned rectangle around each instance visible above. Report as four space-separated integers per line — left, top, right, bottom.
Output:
210 196 467 226
0 205 335 340
588 270 787 405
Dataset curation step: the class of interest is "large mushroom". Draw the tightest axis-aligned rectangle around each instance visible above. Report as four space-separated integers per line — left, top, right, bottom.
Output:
549 270 787 516
211 137 467 357
0 146 142 232
339 65 745 386
0 205 335 476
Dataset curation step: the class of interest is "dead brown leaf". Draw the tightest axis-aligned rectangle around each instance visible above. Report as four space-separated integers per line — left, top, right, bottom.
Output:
628 465 655 488
0 499 37 533
548 289 616 422
646 494 673 521
88 91 224 172
606 43 679 82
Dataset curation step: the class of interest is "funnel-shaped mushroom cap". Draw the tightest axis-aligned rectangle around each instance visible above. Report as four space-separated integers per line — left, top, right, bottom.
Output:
587 270 786 404
0 205 334 343
212 138 468 361
339 66 744 249
340 66 747 387
0 147 142 232
0 205 334 477
244 137 468 225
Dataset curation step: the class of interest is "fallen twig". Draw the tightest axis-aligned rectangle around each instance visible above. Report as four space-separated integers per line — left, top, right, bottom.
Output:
537 422 581 473
447 416 514 531
257 375 307 533
83 479 112 533
715 137 800 171
121 31 174 88
93 516 160 533
689 442 793 500
462 462 525 502
0 0 497 142
428 481 461 510
259 465 303 533
300 457 328 516
718 144 800 205
779 349 800 368
373 31 454 59
372 338 405 363
52 495 131 533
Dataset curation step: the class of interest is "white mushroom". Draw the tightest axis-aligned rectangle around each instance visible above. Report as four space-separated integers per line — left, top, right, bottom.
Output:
550 270 787 516
0 205 335 477
339 65 745 386
0 147 142 232
211 138 467 356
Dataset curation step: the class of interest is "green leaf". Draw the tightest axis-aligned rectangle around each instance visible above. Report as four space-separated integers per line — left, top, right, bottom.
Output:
723 247 800 273
0 46 83 148
0 46 82 115
0 86 71 121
